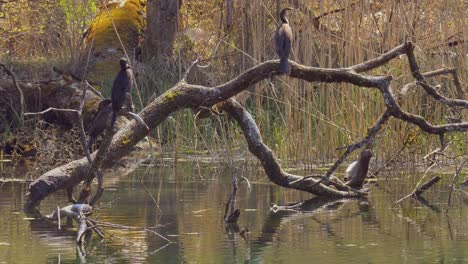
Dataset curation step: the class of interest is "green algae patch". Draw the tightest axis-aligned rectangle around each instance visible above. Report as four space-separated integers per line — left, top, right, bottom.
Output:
162 88 186 102
121 134 132 145
85 0 145 83
165 90 179 101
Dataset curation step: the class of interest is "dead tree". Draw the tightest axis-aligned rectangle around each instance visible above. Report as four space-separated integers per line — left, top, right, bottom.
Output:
25 42 468 210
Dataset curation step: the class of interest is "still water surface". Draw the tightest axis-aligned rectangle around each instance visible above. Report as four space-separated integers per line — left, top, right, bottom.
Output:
0 162 467 263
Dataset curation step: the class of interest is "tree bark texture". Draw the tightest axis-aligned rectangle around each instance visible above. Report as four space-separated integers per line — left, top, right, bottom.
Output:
145 0 182 61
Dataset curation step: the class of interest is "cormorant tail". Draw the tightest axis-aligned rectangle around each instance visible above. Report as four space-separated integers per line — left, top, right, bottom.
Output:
87 137 95 152
280 57 290 74
111 111 118 127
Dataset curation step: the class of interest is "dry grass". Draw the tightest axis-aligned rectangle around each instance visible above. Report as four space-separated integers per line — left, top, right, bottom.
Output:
1 0 466 166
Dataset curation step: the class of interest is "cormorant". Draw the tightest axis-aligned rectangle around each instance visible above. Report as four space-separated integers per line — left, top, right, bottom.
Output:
275 7 294 74
111 58 134 125
87 99 112 150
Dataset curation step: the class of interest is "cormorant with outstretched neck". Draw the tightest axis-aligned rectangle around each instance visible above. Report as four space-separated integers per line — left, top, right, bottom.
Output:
111 58 134 126
87 99 112 150
275 7 294 74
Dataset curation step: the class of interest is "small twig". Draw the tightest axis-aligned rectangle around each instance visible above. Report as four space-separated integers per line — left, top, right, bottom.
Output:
314 0 361 20
24 107 79 116
85 219 105 238
423 134 448 163
270 201 304 213
90 219 172 243
57 206 61 230
196 38 226 68
137 174 162 213
144 228 172 243
180 57 200 82
446 157 468 213
149 242 173 256
85 81 105 100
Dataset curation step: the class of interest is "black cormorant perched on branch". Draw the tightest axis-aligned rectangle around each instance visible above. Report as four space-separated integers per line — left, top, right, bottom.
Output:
111 58 134 126
87 99 112 150
275 7 294 74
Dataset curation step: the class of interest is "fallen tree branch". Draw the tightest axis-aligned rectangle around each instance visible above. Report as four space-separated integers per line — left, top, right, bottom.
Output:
44 203 97 244
394 173 442 206
25 41 468 209
414 176 442 196
220 99 362 197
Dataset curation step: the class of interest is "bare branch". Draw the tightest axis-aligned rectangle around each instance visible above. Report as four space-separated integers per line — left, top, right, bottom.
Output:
24 107 79 116
405 43 468 108
220 99 362 197
400 67 465 100
85 81 105 100
349 42 410 73
181 57 200 82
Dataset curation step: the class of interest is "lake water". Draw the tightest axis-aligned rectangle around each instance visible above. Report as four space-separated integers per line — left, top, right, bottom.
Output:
0 161 467 263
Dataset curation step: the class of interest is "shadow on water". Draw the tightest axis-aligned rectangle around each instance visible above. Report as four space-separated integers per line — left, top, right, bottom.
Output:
0 162 467 263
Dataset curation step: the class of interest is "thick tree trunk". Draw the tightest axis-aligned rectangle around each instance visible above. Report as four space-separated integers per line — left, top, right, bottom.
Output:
144 0 182 61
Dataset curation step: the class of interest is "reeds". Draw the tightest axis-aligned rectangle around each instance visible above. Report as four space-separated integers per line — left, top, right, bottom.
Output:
2 0 466 166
